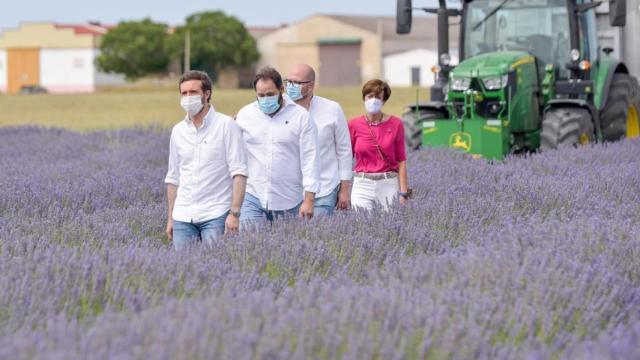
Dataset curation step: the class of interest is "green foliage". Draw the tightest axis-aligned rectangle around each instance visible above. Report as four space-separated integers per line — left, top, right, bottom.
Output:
167 11 259 79
96 19 169 81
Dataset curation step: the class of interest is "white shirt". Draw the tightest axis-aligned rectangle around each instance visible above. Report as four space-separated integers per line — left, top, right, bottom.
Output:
165 106 248 223
236 95 320 210
308 95 353 197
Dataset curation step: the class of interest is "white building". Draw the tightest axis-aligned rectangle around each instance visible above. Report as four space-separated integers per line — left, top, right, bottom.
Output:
596 0 640 78
0 22 125 94
383 48 459 87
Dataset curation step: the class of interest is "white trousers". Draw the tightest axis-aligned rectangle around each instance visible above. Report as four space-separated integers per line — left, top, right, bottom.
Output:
351 176 399 211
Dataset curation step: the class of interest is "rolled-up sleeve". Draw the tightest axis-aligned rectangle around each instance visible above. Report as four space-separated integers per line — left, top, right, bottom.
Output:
334 105 353 180
225 120 248 178
299 112 320 194
164 131 180 185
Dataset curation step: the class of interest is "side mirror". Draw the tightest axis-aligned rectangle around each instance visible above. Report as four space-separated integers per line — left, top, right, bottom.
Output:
609 0 626 27
397 0 413 34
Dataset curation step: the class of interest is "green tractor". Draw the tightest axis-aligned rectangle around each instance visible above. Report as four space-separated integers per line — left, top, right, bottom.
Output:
397 0 640 159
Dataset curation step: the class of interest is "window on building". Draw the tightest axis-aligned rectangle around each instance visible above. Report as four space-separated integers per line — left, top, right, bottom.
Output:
411 67 421 86
73 58 84 69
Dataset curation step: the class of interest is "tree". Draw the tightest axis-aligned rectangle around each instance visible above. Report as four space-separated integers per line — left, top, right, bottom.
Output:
167 11 259 80
96 19 169 81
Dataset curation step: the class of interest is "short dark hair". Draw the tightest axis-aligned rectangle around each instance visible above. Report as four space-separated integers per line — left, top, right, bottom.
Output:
179 70 212 102
362 79 391 102
253 66 283 90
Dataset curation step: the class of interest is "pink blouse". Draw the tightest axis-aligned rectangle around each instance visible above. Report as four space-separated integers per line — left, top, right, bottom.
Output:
348 115 407 173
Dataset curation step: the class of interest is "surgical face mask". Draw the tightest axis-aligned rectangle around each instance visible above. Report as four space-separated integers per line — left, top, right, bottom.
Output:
286 83 304 101
180 95 204 116
365 98 383 114
257 94 281 115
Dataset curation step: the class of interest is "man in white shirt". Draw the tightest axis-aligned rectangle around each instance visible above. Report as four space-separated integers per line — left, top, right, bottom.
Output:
235 66 319 224
286 64 353 216
165 70 248 249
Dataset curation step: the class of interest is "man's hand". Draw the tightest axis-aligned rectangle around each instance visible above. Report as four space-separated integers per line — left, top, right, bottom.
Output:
336 183 351 210
299 199 314 219
399 196 408 205
166 218 173 240
225 212 240 233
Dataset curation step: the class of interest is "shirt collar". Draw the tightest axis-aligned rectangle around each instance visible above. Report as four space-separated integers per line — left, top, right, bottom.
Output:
184 105 214 129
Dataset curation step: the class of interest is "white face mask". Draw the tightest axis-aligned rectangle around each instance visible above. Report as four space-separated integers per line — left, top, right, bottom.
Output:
365 98 383 114
180 95 204 116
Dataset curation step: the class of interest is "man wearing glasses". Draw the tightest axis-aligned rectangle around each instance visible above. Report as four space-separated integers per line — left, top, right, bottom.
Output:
235 66 320 225
286 64 353 216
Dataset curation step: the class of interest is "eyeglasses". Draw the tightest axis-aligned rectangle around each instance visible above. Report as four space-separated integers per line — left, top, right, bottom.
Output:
284 79 312 86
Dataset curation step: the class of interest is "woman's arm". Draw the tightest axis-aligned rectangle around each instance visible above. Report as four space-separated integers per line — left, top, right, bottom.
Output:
395 118 409 204
398 161 408 193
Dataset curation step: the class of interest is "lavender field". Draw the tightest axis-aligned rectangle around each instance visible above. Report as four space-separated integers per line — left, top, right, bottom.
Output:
1 126 639 359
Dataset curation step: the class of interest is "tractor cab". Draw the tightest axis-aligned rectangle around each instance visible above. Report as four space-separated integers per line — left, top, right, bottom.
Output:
464 0 572 78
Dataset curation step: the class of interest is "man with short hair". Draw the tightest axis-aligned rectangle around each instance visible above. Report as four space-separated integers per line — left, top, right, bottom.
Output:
165 70 248 249
235 66 319 224
286 64 352 216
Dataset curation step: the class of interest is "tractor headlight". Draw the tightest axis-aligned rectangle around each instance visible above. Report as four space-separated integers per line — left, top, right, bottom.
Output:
482 74 509 90
570 49 580 62
451 77 471 91
440 53 451 66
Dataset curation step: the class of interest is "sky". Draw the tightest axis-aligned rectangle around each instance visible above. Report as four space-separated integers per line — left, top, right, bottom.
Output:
0 0 444 31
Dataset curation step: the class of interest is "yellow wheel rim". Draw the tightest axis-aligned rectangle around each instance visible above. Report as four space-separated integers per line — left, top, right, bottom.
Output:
579 133 590 145
627 104 640 138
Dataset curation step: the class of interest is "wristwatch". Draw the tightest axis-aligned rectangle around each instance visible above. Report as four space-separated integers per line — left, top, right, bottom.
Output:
398 191 410 199
229 209 241 218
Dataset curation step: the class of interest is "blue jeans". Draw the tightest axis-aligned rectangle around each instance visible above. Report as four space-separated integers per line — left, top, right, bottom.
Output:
240 192 301 227
314 185 339 217
172 212 227 250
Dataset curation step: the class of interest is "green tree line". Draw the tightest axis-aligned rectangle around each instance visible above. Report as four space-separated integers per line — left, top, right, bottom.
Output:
96 11 259 82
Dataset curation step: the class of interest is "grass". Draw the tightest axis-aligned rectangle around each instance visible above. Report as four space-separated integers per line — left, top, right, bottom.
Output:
0 86 430 131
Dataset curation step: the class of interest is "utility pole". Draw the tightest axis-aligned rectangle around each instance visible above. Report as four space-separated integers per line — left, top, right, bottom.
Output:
184 28 191 72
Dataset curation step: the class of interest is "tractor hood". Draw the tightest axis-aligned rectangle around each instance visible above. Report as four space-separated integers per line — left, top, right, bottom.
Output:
451 51 533 78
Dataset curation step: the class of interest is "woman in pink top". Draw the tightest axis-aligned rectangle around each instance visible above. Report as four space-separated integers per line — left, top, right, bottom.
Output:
348 79 410 211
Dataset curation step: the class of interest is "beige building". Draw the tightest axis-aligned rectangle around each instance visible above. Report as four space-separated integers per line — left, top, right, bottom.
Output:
0 22 125 94
257 14 458 87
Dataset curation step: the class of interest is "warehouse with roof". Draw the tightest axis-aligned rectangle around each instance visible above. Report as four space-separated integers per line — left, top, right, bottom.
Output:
256 14 459 87
0 22 125 94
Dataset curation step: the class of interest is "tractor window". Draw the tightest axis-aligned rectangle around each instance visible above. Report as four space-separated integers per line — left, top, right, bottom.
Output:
465 0 571 76
577 6 599 63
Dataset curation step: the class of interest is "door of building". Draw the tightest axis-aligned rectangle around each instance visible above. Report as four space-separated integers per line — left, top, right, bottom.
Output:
8 48 40 94
318 40 361 87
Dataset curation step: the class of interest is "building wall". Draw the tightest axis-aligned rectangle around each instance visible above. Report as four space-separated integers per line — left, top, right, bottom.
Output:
384 49 438 87
623 0 640 77
0 23 94 49
257 15 381 86
275 43 318 78
0 49 6 92
40 48 95 93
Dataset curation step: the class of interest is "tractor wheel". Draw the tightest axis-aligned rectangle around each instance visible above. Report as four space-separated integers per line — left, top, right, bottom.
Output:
540 107 594 150
402 108 447 150
600 74 640 141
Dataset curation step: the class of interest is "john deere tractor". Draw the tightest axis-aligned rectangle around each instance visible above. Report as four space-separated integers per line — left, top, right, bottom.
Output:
397 0 640 159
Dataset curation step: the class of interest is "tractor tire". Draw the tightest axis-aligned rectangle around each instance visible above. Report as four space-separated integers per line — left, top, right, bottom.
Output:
540 107 594 150
600 73 639 141
402 108 447 150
